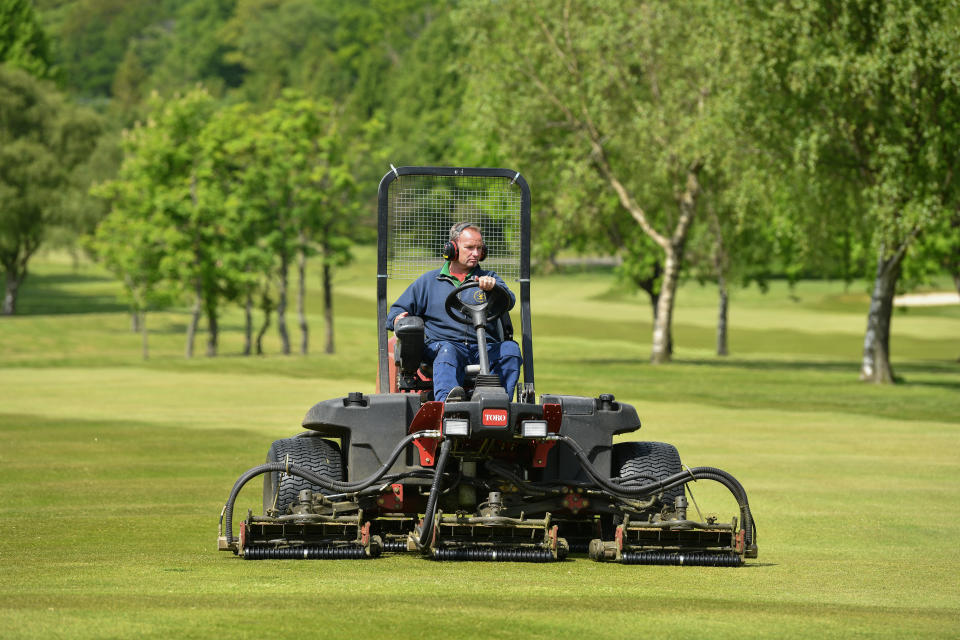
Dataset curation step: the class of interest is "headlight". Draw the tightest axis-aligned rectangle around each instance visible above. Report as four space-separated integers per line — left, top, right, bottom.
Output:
443 418 470 437
520 420 548 438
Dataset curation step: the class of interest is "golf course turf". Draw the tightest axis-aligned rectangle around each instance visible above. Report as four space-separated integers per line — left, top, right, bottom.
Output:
1 249 958 639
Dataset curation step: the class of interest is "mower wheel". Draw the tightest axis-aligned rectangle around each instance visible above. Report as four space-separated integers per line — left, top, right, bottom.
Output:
613 441 684 506
262 436 344 514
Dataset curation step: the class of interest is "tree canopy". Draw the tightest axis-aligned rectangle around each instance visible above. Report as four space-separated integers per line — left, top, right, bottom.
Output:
6 0 956 378
0 63 102 314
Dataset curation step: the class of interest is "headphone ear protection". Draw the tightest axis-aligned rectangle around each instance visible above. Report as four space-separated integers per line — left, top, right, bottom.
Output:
442 239 459 261
442 223 486 261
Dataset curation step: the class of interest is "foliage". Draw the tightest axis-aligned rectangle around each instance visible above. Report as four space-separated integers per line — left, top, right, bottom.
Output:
53 0 184 97
92 87 360 356
0 0 55 78
18 0 960 371
456 0 743 362
0 63 102 314
731 0 960 381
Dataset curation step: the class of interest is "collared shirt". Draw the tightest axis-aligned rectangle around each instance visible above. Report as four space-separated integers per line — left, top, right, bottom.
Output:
438 260 479 286
387 262 515 344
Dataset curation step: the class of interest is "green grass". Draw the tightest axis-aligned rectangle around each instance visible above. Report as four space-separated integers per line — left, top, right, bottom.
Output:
1 248 959 639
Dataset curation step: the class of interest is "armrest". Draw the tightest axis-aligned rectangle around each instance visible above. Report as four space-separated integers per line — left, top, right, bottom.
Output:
394 315 425 374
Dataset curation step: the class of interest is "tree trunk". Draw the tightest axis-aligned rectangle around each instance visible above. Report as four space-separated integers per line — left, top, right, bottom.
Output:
710 205 729 357
256 294 272 356
205 303 218 357
632 261 671 356
186 282 202 359
140 311 149 361
651 248 681 363
323 261 334 354
716 276 729 357
2 270 24 315
860 247 904 383
243 293 253 356
124 275 139 332
2 244 35 315
650 168 700 364
277 253 290 355
298 242 309 356
647 290 660 327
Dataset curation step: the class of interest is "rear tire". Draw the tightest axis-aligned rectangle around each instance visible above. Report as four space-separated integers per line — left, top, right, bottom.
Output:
262 436 344 514
612 441 684 507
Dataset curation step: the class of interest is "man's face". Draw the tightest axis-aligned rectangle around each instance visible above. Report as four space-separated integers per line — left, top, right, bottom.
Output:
455 228 484 269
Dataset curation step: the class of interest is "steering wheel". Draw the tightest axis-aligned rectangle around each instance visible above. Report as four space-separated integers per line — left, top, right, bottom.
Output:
444 280 510 328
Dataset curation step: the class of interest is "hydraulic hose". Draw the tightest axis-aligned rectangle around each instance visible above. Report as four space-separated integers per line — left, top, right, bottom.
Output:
556 436 757 548
223 430 438 545
416 439 453 550
484 460 552 496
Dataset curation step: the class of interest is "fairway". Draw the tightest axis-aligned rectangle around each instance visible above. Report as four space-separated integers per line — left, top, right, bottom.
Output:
2 250 959 639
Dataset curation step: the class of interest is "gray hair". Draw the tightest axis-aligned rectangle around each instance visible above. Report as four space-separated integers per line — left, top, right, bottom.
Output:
449 221 481 242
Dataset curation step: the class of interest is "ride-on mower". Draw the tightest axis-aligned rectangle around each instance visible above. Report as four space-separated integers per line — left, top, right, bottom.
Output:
218 166 758 565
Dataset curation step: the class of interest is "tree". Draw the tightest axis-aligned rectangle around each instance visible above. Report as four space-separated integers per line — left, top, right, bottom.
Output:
96 88 238 357
735 0 960 383
54 0 172 97
0 64 102 314
89 176 173 359
236 90 355 355
458 0 735 363
0 0 55 78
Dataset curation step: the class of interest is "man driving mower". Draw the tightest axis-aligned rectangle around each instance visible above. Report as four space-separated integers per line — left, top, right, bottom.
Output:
386 221 522 402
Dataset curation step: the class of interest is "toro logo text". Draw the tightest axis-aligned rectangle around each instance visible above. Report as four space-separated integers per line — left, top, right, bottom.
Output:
481 409 509 427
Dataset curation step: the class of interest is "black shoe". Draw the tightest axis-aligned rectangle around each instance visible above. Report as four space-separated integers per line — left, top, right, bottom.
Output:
445 386 466 402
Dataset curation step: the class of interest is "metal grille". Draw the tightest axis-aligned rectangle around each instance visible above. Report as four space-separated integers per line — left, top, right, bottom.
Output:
387 174 522 282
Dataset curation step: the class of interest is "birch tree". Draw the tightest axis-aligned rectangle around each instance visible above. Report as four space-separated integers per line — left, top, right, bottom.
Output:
458 0 733 363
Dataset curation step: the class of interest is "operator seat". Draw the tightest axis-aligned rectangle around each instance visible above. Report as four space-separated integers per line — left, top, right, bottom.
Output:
391 313 514 398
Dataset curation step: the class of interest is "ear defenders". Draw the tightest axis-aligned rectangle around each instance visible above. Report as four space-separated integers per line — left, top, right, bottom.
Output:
442 222 487 261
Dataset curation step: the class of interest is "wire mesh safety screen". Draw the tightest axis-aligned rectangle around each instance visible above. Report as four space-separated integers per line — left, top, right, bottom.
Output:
387 174 522 282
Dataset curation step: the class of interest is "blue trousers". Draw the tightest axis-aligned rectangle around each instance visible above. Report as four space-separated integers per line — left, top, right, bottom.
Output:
424 340 522 402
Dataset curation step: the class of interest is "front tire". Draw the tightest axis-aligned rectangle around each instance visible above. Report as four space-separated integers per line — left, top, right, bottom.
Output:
612 441 684 507
262 436 344 514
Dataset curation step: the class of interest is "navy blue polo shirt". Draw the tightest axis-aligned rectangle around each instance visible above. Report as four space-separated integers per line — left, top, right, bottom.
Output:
386 263 515 344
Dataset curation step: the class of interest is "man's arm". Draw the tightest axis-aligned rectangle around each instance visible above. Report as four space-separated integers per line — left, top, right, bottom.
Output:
387 278 422 330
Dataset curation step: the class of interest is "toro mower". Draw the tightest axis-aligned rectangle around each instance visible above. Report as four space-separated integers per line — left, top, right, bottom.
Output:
218 166 758 565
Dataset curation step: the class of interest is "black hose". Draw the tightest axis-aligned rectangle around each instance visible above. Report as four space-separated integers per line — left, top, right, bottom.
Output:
484 460 553 496
223 431 435 545
416 439 453 550
557 436 757 548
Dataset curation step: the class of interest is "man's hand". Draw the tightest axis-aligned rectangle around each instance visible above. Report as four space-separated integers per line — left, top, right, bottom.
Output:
395 312 408 321
477 275 495 291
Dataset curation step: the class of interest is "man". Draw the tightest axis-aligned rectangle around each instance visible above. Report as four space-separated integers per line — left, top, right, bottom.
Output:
387 222 522 402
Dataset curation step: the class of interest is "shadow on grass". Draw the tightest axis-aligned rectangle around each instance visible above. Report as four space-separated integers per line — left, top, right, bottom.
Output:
544 355 960 423
15 272 127 315
566 356 958 377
